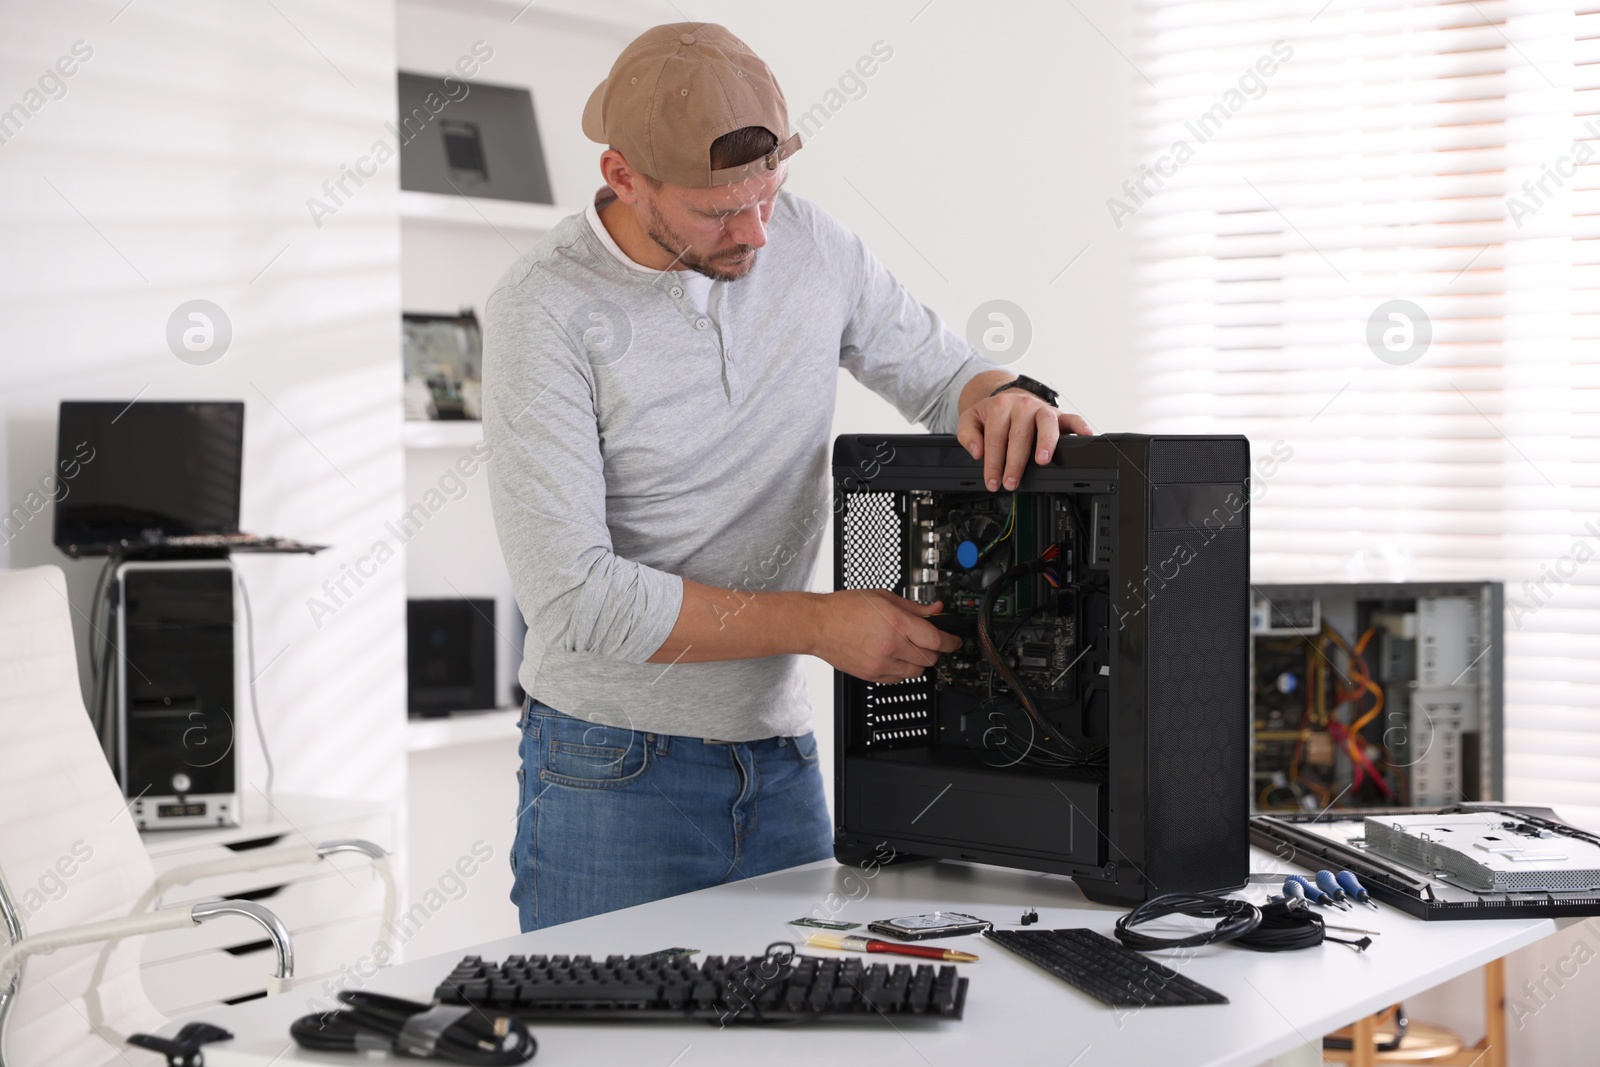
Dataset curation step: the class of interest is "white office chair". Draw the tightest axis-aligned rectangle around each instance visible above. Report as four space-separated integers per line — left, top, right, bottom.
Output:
0 565 395 1067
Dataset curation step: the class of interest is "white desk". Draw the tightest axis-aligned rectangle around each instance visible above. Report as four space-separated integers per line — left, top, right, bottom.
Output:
186 848 1568 1067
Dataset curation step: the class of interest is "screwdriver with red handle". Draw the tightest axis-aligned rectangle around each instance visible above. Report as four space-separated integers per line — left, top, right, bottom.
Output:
804 933 979 962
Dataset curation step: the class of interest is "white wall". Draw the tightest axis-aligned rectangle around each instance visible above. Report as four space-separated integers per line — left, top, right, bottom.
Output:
0 0 407 815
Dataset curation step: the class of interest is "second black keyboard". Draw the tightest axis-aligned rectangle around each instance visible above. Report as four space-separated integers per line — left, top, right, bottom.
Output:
983 928 1228 1007
435 944 968 1023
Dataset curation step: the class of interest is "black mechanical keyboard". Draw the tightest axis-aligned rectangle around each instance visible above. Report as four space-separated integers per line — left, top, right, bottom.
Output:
983 928 1229 1007
434 945 968 1023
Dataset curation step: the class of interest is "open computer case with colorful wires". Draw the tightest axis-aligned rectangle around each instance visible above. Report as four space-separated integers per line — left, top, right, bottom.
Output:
1249 582 1503 814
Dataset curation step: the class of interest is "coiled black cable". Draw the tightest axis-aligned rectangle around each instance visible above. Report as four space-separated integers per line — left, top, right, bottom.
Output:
1115 892 1354 953
1239 901 1330 952
1113 893 1264 950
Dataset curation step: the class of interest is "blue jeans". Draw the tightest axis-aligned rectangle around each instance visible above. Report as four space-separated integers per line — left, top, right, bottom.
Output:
510 698 834 931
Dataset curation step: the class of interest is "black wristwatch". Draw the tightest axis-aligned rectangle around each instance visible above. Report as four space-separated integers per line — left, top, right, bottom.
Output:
988 373 1059 408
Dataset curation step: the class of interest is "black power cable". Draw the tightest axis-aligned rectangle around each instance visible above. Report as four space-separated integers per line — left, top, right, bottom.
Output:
1239 901 1334 953
291 991 536 1064
94 568 121 776
1114 893 1264 950
1114 892 1364 954
87 554 115 687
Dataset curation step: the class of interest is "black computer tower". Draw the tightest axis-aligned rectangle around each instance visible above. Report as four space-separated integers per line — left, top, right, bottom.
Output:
116 560 240 829
831 433 1251 905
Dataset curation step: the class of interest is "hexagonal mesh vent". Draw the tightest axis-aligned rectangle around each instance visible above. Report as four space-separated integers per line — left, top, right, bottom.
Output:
838 489 929 747
839 491 903 592
1146 527 1249 889
1500 869 1600 892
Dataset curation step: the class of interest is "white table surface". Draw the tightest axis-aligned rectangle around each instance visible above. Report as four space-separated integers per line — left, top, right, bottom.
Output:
181 844 1573 1067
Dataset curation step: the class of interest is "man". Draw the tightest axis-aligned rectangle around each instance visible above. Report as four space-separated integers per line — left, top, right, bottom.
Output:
484 22 1090 932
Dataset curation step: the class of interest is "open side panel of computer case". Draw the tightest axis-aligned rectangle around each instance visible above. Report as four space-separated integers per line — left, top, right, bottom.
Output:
831 433 1251 905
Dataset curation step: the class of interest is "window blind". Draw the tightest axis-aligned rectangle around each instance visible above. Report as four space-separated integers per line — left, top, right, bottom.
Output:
1131 0 1600 805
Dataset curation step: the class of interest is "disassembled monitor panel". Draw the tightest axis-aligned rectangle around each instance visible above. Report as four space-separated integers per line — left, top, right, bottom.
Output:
1364 812 1600 895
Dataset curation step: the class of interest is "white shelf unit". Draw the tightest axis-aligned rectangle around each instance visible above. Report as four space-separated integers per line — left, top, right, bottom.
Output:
399 190 568 232
395 0 644 962
401 420 484 449
397 190 540 960
138 795 395 1015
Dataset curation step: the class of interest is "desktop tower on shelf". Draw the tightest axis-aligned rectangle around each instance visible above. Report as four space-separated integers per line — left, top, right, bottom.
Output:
831 433 1252 905
114 559 241 829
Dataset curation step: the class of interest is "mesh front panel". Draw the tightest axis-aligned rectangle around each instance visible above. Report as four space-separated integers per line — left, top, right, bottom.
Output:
1143 528 1250 891
839 491 903 592
838 490 932 748
1142 436 1250 894
1148 437 1248 485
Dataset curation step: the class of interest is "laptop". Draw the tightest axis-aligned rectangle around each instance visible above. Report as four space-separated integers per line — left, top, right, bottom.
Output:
52 400 326 559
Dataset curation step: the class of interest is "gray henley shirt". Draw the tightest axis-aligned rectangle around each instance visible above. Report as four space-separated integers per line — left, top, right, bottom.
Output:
482 187 993 741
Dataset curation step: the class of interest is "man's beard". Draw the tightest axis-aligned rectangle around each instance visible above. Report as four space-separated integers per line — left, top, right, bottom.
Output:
645 201 758 282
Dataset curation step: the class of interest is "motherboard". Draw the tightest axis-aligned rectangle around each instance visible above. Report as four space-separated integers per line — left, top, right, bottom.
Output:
902 489 1109 770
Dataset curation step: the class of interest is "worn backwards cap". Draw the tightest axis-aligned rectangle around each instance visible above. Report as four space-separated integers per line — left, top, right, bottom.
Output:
582 22 801 188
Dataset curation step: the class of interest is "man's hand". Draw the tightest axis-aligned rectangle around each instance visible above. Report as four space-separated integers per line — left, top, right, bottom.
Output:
957 386 1093 493
804 589 962 685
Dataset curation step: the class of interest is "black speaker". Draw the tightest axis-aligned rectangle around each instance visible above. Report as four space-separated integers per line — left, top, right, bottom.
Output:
407 598 496 718
831 434 1251 905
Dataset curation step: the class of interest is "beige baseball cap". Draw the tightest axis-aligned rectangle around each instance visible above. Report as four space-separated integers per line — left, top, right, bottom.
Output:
582 22 802 188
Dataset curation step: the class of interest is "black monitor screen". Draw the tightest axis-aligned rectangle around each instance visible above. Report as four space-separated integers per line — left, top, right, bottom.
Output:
54 400 244 554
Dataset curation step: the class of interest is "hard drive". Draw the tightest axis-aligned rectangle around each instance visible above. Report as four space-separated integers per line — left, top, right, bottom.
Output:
867 912 991 941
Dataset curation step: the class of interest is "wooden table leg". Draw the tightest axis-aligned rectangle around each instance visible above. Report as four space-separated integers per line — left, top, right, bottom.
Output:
1482 956 1507 1067
1270 1043 1321 1067
1352 1012 1377 1067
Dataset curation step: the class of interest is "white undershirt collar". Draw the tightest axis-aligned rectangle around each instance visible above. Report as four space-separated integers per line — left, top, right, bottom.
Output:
586 192 719 322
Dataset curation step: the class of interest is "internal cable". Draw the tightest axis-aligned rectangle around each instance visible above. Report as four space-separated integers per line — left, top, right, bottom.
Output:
975 555 1104 769
976 492 1018 561
1342 627 1390 798
1321 622 1393 801
976 564 1040 716
236 571 276 808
